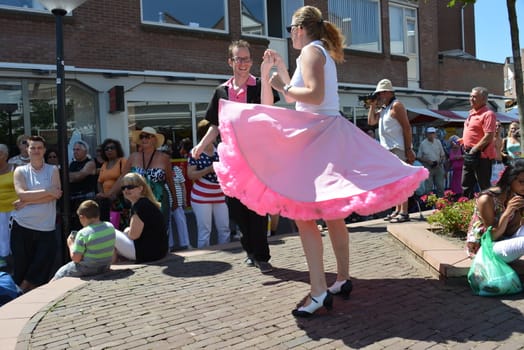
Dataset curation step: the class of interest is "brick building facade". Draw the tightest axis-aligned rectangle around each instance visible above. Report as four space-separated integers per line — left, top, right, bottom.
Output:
0 0 505 155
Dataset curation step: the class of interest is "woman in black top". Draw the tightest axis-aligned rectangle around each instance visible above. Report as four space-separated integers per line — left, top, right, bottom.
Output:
114 173 167 263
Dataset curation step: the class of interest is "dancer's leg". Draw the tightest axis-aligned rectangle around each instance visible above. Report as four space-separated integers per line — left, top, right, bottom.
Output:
326 219 349 282
295 219 326 297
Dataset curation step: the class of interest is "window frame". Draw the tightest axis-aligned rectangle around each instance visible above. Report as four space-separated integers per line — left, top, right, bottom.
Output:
240 0 268 37
328 0 382 53
140 0 229 34
282 0 304 38
0 0 73 14
389 2 418 56
0 1 44 12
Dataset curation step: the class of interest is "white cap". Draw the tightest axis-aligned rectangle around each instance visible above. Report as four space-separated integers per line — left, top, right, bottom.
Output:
426 127 437 133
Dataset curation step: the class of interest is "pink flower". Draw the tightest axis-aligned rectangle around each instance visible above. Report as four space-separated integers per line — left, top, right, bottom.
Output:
444 190 455 198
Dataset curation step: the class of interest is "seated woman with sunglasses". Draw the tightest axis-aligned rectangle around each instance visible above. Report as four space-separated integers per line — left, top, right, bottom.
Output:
113 173 168 263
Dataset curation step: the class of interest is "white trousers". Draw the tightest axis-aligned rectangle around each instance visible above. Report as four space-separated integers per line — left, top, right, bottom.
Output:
168 207 191 248
191 201 230 248
0 211 12 257
114 230 136 261
493 226 524 263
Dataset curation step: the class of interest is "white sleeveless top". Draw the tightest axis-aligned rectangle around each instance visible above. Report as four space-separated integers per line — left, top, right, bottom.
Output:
13 163 57 231
290 40 340 116
378 99 405 151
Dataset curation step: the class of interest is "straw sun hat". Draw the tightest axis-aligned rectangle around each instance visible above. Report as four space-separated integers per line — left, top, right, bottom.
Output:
373 79 395 94
131 127 165 149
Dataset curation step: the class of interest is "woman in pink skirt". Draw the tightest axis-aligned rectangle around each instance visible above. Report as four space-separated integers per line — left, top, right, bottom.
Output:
214 6 428 317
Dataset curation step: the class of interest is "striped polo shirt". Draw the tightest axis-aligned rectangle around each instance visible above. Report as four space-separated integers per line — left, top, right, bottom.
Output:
72 222 116 266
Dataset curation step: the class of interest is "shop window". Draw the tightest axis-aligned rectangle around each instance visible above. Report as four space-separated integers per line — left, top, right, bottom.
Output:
0 78 98 162
0 81 22 155
127 101 207 157
141 0 228 33
28 81 98 162
341 106 369 130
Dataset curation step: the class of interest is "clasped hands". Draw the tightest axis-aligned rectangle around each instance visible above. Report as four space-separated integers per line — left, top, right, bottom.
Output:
262 49 286 92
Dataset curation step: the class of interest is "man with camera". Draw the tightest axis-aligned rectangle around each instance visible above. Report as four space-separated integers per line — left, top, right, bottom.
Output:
367 79 415 223
461 86 497 198
417 127 446 197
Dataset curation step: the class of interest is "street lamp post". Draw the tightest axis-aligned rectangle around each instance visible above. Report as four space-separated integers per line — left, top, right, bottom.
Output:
38 0 87 248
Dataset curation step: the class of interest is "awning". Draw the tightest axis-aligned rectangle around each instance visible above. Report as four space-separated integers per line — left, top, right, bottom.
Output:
449 110 518 123
495 112 519 123
406 108 463 124
431 110 465 122
405 107 519 126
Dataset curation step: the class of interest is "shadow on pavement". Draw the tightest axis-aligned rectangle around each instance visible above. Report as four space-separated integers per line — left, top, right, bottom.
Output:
86 268 135 281
261 266 338 288
349 225 388 233
293 277 524 347
161 260 232 278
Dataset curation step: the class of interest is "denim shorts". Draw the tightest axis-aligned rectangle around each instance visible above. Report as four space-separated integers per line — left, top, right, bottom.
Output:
53 261 110 280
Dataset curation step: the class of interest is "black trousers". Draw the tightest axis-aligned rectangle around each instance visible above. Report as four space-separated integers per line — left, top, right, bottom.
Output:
10 221 56 286
227 197 270 262
462 157 492 198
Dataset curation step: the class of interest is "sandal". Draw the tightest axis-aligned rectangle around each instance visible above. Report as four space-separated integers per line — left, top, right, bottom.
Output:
390 213 410 223
384 211 399 221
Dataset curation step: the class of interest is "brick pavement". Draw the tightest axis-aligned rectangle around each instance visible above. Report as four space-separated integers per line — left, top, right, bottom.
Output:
7 220 524 349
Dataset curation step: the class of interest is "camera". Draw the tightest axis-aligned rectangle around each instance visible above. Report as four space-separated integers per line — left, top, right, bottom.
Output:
358 92 378 105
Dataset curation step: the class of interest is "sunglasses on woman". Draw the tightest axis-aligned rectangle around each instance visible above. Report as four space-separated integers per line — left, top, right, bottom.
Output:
139 133 152 140
121 184 138 191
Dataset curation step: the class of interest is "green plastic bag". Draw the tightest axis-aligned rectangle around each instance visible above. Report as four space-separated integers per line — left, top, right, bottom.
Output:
467 227 523 296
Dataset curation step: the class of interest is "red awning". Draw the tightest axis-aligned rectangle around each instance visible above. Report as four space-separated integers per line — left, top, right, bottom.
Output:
406 108 463 124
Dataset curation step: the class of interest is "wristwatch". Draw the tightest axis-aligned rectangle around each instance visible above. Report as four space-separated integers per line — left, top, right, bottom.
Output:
283 84 292 94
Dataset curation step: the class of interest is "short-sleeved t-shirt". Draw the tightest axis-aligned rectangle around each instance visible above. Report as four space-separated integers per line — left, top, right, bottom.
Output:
73 222 115 267
132 197 168 263
463 105 497 159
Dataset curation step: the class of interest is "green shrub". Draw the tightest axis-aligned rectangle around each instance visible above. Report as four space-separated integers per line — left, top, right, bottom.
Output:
422 190 474 237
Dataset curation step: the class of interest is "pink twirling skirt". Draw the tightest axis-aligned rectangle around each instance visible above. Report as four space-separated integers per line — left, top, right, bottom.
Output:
214 99 428 220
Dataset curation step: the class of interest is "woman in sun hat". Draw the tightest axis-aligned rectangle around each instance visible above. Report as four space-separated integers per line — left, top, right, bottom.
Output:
110 126 176 227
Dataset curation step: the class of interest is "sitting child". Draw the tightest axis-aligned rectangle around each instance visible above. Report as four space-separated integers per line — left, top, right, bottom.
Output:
52 200 115 280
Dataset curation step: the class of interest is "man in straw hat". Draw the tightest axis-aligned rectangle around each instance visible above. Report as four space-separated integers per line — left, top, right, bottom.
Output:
367 79 415 223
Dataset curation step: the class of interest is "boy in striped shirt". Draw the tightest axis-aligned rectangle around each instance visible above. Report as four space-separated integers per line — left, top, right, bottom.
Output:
52 200 115 280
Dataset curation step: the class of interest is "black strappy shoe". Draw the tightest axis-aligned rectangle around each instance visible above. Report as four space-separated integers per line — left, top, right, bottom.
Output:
292 292 333 318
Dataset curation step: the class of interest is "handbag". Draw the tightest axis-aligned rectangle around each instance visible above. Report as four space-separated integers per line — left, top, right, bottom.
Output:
467 227 523 296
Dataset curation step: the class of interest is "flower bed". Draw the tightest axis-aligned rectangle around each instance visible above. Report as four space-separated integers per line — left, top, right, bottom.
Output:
421 190 475 238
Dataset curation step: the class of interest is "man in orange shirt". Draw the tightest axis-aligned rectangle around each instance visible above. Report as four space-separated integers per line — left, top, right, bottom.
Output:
461 87 497 198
